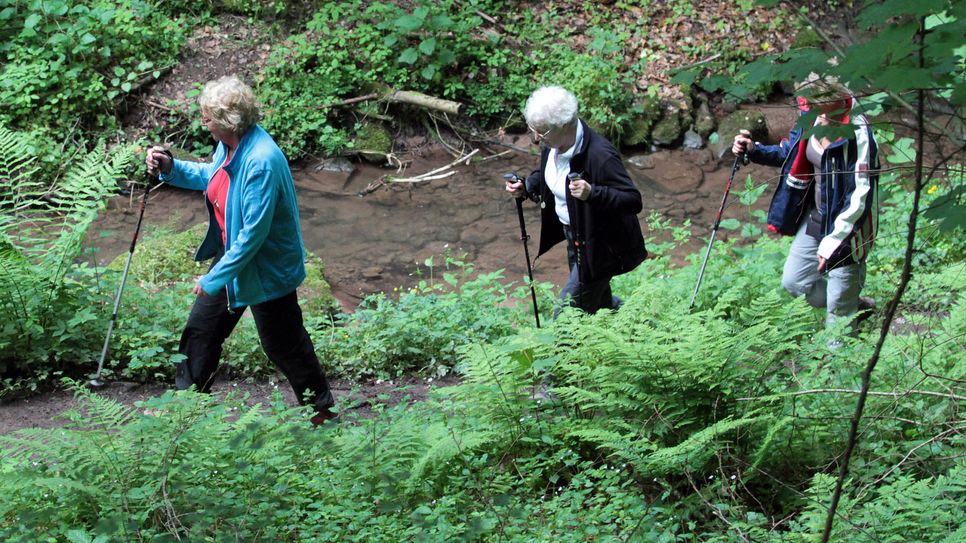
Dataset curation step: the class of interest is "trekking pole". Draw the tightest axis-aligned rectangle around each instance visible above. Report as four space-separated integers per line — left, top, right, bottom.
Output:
689 151 748 312
90 163 164 388
567 172 585 311
504 173 541 328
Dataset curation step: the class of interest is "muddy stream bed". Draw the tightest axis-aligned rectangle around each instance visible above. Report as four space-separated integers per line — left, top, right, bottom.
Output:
86 143 781 309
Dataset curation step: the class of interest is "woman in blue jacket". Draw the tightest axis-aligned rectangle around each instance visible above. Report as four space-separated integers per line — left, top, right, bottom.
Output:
733 76 878 340
146 76 336 425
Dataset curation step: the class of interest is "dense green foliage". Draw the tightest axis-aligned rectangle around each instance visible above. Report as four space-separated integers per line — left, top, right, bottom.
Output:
315 254 555 380
256 0 649 157
0 0 185 134
0 126 138 392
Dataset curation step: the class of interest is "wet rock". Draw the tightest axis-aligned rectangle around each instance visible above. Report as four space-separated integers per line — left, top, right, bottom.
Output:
460 223 499 245
651 105 684 147
362 267 383 280
654 168 704 195
711 110 770 159
315 157 356 174
623 94 661 146
685 202 704 216
353 122 393 163
646 151 704 194
694 101 716 137
436 226 461 243
684 148 714 169
682 129 703 149
627 154 655 170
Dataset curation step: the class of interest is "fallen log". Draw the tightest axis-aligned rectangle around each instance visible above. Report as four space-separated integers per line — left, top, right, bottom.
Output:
311 89 463 115
386 90 462 115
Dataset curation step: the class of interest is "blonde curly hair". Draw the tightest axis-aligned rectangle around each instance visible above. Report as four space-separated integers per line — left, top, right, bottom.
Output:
199 76 260 135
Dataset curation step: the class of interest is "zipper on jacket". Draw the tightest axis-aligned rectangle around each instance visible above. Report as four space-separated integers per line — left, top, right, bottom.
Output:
223 178 235 314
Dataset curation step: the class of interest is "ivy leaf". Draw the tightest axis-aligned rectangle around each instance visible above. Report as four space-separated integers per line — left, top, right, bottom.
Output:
924 185 966 233
394 14 423 33
398 48 418 65
23 13 42 29
436 48 455 65
121 82 131 92
383 35 398 47
719 218 740 230
886 137 917 164
420 65 436 80
418 38 436 55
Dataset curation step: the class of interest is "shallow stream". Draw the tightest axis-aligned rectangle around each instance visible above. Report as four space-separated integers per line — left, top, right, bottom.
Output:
86 134 783 310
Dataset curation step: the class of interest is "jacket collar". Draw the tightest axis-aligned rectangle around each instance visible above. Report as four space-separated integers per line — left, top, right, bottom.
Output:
220 125 260 174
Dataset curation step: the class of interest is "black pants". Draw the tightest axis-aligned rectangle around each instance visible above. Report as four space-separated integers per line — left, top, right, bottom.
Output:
556 224 621 316
175 287 334 411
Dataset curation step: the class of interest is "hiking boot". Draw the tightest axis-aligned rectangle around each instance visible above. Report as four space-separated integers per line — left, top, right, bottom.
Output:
310 407 340 427
854 296 876 325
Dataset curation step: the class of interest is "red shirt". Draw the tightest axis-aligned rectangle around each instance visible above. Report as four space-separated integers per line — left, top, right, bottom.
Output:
207 155 231 245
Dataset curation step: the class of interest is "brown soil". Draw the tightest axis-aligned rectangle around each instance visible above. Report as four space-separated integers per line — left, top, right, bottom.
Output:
0 375 458 435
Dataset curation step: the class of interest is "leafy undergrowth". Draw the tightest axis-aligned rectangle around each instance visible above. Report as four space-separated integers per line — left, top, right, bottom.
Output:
2 184 963 541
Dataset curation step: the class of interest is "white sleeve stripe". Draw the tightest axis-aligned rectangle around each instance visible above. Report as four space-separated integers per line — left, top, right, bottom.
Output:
817 117 872 259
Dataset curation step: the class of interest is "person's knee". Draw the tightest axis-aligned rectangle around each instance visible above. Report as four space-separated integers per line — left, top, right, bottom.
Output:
781 276 807 298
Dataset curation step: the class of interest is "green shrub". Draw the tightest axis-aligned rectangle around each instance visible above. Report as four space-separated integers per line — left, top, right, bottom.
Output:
315 254 546 379
0 0 185 134
0 126 137 395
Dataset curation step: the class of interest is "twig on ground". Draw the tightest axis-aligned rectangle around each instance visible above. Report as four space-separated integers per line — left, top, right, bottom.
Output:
357 149 479 196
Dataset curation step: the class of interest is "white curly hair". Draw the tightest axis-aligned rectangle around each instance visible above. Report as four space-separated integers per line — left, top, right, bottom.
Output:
523 86 579 131
199 76 260 135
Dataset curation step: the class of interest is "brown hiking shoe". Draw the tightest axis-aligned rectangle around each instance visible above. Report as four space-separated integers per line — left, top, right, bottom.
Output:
854 296 876 325
310 407 339 427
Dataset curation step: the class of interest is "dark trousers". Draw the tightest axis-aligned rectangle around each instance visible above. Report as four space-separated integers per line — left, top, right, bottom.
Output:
556 225 621 316
175 288 334 411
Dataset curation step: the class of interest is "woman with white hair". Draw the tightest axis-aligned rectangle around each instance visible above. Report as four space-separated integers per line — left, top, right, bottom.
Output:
145 75 337 425
506 86 646 314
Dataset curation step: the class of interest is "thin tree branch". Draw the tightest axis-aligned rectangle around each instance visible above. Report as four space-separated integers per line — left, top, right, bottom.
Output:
820 20 930 543
739 388 965 402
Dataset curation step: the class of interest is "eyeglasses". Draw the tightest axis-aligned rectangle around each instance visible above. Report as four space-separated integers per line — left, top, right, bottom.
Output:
527 124 555 141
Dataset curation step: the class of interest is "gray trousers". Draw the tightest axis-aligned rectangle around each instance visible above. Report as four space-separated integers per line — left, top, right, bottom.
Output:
781 219 865 328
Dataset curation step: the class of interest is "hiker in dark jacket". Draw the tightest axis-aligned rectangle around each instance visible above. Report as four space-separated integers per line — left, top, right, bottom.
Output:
506 86 646 315
733 75 878 341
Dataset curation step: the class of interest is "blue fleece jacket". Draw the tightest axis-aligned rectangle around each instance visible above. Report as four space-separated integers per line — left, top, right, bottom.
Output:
160 125 306 308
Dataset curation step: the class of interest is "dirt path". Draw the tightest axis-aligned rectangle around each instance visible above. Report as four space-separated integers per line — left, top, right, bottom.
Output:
0 375 458 435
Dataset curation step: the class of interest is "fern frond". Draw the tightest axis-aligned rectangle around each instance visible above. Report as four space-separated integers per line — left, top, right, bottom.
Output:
0 125 42 210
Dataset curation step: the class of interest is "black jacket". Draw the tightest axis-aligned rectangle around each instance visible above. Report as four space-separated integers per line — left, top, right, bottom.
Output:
525 120 646 282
